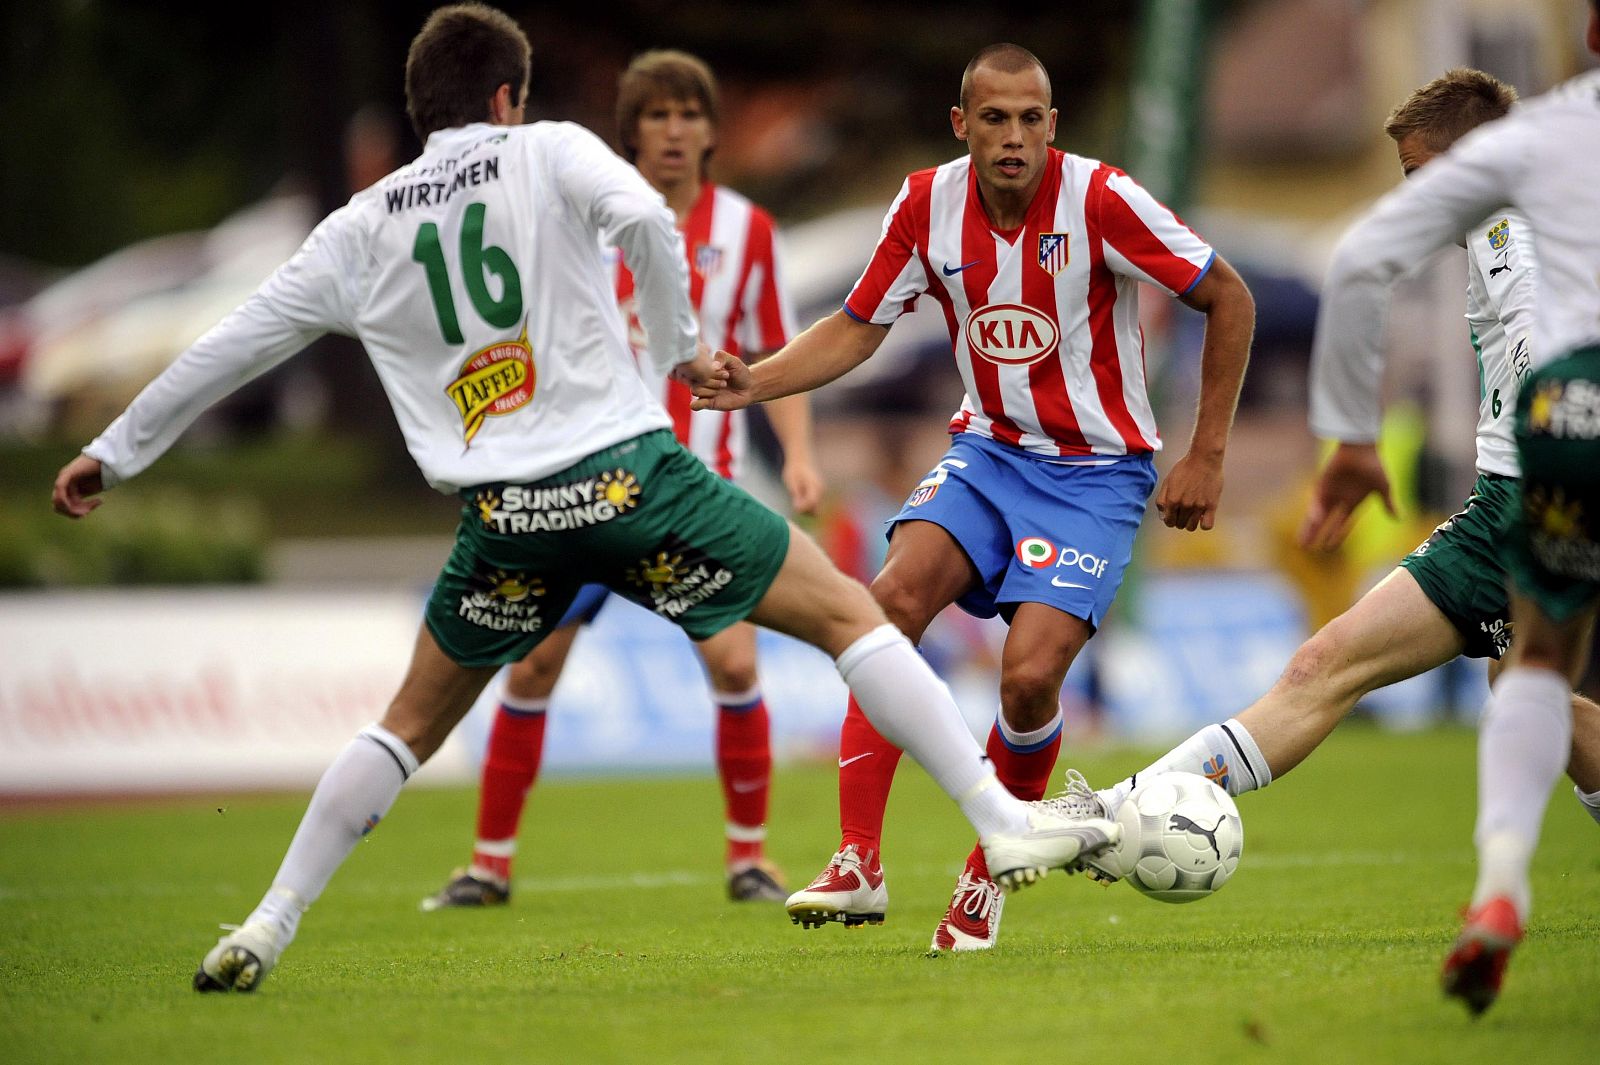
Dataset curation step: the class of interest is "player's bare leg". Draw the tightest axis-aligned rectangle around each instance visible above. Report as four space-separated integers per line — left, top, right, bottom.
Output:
424 622 583 911
787 520 974 927
1444 592 1594 1015
1238 569 1463 774
748 522 1119 927
694 621 786 899
1098 568 1463 814
198 625 498 991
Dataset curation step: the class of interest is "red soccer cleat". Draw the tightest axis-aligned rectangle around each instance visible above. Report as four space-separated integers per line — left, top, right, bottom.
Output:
929 866 1005 952
784 844 888 929
1441 895 1524 1017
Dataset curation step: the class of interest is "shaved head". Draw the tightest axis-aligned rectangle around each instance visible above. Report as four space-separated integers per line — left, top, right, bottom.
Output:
960 43 1050 110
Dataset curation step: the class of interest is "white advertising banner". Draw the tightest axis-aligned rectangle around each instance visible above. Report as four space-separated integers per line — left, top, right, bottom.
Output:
0 589 853 796
0 574 1462 797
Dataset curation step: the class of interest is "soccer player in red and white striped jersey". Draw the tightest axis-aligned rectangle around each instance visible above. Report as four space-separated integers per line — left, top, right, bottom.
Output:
427 50 821 912
696 44 1255 950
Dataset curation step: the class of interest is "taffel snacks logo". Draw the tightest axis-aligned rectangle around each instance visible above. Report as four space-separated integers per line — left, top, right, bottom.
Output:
447 322 535 444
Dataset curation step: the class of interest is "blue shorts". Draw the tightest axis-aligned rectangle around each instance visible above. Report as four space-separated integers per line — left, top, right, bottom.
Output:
888 435 1156 627
556 583 611 628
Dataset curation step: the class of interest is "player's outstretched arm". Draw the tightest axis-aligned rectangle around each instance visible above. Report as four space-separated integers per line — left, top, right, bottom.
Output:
691 309 888 413
1298 442 1396 550
51 454 105 519
1158 254 1255 532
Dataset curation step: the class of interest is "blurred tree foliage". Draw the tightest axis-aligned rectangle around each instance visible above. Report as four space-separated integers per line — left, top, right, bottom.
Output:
0 2 285 268
1 0 1141 271
0 489 267 586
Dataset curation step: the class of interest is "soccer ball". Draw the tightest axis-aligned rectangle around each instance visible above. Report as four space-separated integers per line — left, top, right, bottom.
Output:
1103 771 1242 903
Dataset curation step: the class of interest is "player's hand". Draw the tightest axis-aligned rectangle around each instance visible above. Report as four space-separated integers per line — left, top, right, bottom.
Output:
690 350 755 411
52 454 105 519
782 455 825 515
669 343 725 390
1298 441 1395 551
1155 451 1224 532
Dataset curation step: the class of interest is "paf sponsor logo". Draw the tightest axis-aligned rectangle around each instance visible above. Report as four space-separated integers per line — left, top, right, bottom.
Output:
447 323 535 444
1016 537 1055 568
1055 545 1110 580
965 303 1059 366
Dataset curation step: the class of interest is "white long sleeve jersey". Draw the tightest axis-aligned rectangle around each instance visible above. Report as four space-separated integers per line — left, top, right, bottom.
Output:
1310 209 1537 477
1313 70 1600 457
86 121 700 493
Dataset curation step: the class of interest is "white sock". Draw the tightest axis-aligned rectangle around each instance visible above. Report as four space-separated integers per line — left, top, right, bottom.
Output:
1576 785 1600 828
1097 718 1270 813
247 724 419 942
998 708 1064 751
835 624 1026 840
1472 668 1572 919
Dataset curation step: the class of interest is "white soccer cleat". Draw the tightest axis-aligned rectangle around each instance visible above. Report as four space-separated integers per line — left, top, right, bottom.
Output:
784 844 888 929
929 868 1005 952
981 798 1121 893
1038 768 1123 883
193 920 286 993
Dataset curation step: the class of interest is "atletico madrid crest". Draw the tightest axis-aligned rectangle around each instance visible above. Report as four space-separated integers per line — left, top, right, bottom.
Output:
694 243 723 279
1037 232 1069 276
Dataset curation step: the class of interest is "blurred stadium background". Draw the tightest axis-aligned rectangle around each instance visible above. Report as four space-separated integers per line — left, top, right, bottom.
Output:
3 0 1597 796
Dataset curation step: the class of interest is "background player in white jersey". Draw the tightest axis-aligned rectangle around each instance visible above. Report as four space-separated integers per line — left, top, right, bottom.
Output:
1304 3 1600 1014
1093 68 1600 868
694 43 1255 951
50 3 1120 993
425 50 819 912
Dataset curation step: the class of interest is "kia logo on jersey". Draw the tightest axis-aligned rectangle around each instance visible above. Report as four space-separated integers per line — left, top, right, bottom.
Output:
965 304 1060 366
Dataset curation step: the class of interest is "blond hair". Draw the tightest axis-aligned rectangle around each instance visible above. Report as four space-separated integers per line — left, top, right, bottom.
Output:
1384 68 1517 151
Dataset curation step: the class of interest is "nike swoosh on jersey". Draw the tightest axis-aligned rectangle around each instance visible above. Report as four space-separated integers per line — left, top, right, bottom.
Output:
1051 577 1091 589
838 752 875 768
941 260 980 276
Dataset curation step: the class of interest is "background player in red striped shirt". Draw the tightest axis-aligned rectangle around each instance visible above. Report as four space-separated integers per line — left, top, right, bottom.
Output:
695 43 1255 950
426 50 822 911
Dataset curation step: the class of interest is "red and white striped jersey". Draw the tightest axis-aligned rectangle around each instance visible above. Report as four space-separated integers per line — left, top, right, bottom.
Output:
846 148 1214 457
612 182 795 479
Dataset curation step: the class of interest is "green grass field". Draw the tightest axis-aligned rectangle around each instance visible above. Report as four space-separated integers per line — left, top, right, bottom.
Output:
2 724 1597 1064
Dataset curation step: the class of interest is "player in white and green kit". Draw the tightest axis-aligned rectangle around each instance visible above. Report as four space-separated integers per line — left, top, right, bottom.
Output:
1095 70 1600 826
1306 9 1600 1012
1087 69 1600 970
50 4 1119 993
1129 33 1600 1012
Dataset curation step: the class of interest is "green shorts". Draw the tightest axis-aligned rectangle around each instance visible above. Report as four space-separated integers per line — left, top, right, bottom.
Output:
424 430 791 668
1398 473 1517 659
1508 345 1600 621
